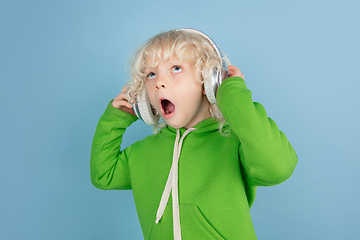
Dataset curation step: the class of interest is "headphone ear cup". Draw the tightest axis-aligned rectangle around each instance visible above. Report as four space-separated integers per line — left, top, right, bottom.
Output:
204 68 220 104
133 90 159 125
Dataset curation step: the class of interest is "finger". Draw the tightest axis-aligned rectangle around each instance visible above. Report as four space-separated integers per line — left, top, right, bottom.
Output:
114 91 129 101
121 100 133 109
113 98 133 109
121 85 128 93
229 65 240 72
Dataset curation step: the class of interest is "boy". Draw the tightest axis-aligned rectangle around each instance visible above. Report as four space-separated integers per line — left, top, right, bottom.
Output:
90 29 297 239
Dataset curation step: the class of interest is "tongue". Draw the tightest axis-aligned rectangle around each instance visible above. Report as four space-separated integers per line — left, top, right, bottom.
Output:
164 101 175 115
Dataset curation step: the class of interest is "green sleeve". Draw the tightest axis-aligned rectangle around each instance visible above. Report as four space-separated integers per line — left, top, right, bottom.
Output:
217 77 298 187
90 101 138 190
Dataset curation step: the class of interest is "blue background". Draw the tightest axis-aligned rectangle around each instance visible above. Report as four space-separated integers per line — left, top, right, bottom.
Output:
1 0 359 239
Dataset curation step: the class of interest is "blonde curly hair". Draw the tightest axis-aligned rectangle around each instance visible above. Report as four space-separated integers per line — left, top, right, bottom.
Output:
127 29 229 131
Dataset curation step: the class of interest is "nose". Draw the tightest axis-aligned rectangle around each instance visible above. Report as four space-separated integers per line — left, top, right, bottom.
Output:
155 74 167 90
155 84 165 90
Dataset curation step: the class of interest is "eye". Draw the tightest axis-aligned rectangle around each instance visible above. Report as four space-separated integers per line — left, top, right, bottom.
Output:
172 66 182 73
147 72 156 80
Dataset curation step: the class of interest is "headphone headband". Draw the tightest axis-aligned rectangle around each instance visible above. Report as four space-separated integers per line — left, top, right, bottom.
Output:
176 28 223 60
175 28 225 69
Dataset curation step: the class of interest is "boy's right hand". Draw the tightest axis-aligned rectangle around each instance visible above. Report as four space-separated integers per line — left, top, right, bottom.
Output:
227 65 245 80
112 86 136 116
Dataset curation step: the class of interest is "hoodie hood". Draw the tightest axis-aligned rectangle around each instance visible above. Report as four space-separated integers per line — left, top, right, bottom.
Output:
161 118 223 136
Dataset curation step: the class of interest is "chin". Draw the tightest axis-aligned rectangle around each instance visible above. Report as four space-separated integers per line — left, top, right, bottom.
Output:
164 120 185 129
166 123 183 129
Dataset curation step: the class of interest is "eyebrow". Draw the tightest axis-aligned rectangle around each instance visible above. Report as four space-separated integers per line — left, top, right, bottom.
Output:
143 58 185 73
144 66 155 74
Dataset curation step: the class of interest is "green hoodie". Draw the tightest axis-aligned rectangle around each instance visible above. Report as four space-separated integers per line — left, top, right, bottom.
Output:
90 76 298 239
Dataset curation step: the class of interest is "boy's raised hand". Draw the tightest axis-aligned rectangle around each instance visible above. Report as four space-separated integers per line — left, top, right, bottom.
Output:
112 86 136 116
227 65 245 80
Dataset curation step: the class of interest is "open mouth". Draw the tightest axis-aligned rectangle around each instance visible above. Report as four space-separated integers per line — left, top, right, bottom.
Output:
161 99 175 115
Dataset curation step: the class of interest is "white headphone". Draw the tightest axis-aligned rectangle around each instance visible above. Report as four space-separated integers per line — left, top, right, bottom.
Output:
132 28 228 125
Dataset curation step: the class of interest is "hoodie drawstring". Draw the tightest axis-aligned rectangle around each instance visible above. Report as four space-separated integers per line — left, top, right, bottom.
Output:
155 128 196 240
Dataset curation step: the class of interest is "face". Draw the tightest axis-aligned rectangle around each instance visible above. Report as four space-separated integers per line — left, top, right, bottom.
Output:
145 57 210 129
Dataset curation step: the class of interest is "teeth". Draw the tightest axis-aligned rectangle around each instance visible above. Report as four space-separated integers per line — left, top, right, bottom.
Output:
165 110 169 114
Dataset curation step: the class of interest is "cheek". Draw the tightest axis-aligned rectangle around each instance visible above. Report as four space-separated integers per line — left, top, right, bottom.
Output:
187 83 204 98
146 85 158 108
181 86 204 109
145 85 153 101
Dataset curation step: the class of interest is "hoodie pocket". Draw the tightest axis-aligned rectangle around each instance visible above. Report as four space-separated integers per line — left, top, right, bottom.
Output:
182 204 225 240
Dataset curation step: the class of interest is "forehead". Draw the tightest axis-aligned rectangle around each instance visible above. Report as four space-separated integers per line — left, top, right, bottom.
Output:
142 38 198 69
143 49 193 69
144 56 188 71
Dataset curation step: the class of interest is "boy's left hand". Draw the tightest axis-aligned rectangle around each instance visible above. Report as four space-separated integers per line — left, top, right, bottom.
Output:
227 65 244 80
